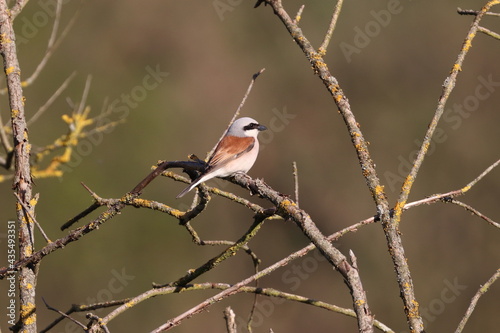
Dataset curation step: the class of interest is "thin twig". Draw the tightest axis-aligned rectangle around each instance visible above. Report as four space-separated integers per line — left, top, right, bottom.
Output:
154 212 269 288
77 75 92 115
208 68 265 159
445 199 500 229
457 7 500 16
393 1 499 220
14 192 51 243
478 25 500 39
246 243 262 333
292 161 299 205
464 158 500 190
454 268 500 333
20 1 80 89
86 314 111 333
41 299 132 332
10 0 29 19
293 5 304 24
47 0 63 50
42 298 87 330
319 0 345 54
27 71 77 125
0 110 12 155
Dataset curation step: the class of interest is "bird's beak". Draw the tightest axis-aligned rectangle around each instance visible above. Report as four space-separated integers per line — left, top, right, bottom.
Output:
257 124 267 131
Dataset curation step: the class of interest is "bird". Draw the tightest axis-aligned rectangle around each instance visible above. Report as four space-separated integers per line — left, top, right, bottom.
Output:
176 117 267 198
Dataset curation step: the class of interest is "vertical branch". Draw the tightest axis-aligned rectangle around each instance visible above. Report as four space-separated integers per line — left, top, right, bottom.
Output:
260 1 423 331
388 5 498 331
0 1 37 332
393 0 500 220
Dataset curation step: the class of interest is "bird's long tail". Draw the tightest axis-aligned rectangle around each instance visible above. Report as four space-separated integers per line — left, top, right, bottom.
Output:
176 176 203 198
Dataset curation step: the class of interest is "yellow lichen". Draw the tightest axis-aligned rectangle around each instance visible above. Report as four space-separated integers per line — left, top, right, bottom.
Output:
23 313 37 325
355 299 365 306
20 302 36 317
393 201 405 219
125 300 136 308
24 245 33 256
375 185 385 195
170 209 184 219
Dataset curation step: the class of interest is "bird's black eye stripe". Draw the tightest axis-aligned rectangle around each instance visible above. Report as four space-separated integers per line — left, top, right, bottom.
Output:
243 123 260 131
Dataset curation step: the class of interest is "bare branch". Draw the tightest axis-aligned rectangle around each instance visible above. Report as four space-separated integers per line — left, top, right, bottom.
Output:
0 110 13 159
457 7 500 16
20 1 80 89
319 0 345 54
258 1 389 330
292 5 304 25
454 268 500 333
77 75 92 115
393 1 499 219
292 161 299 205
27 71 77 126
42 298 87 330
14 192 51 243
208 68 265 159
445 199 500 229
10 0 29 19
41 299 131 333
3 153 498 290
154 212 270 288
478 26 500 39
223 307 237 333
0 1 37 331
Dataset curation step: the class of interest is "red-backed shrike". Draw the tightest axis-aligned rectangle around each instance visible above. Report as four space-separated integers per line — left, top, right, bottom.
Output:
177 117 267 198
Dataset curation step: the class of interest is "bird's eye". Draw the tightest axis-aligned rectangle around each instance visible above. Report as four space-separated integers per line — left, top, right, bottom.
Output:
244 123 259 131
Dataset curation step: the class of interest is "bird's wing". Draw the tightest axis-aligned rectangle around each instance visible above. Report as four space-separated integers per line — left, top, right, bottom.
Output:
207 136 255 171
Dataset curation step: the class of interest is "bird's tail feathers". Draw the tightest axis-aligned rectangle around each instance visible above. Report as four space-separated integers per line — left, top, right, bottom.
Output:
176 177 203 198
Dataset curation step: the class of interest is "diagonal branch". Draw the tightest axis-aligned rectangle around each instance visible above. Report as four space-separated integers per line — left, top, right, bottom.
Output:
393 0 500 221
478 26 500 40
258 1 390 331
153 212 271 288
10 0 29 19
20 1 80 89
319 0 345 54
454 268 500 333
444 199 500 229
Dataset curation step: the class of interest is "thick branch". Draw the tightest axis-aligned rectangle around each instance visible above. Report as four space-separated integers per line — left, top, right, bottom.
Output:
0 1 37 331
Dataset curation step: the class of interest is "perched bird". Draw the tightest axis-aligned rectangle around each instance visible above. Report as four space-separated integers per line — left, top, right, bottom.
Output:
177 117 267 198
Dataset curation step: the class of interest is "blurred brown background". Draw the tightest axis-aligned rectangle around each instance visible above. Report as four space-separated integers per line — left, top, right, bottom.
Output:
1 0 500 332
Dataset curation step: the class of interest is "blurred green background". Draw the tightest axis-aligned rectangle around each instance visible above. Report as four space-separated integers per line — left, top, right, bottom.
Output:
1 0 500 332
